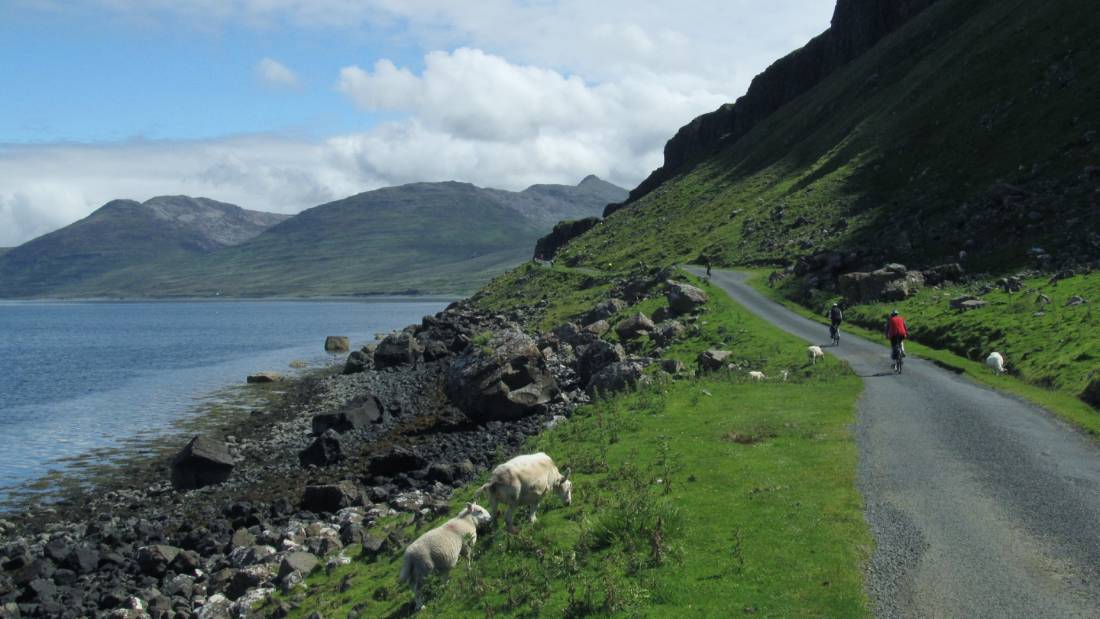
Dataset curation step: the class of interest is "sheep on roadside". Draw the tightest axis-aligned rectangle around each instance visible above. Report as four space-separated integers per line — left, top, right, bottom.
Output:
400 502 492 611
807 345 825 365
986 352 1007 374
476 452 572 530
748 371 767 381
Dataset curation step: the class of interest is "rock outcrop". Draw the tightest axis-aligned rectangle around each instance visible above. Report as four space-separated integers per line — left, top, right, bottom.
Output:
838 264 924 303
445 329 560 421
533 217 601 260
609 0 939 214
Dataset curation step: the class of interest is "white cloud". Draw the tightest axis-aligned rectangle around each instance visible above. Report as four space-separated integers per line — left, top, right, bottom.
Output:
2 1 838 246
256 57 300 89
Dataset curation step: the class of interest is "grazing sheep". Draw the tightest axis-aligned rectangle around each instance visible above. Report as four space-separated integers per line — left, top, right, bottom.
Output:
748 371 767 381
807 345 825 365
986 352 1007 374
400 502 492 611
477 452 572 530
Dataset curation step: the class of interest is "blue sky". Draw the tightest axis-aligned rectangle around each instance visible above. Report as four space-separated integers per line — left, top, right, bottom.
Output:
0 0 836 246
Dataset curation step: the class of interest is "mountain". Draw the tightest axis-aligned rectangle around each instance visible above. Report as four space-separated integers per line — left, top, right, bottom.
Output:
6 177 625 298
554 0 1099 275
0 196 289 297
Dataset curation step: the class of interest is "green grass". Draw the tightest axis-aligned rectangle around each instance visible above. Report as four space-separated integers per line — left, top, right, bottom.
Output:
747 269 1100 437
262 272 869 618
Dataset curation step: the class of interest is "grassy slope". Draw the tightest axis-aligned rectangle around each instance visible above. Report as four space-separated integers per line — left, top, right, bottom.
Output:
748 270 1100 436
556 0 1099 275
264 271 868 617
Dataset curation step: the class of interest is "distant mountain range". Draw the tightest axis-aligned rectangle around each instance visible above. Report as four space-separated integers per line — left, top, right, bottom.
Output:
0 176 625 298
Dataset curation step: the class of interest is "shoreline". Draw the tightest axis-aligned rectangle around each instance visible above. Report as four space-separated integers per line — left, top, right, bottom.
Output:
0 298 580 618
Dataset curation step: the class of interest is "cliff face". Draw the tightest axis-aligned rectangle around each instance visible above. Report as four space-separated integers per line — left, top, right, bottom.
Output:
609 0 939 215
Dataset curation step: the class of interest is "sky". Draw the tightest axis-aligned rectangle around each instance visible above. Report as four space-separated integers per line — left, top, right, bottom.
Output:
0 0 836 247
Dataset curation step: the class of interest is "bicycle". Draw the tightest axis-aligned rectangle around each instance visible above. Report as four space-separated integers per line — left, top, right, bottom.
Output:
891 341 905 374
830 323 841 347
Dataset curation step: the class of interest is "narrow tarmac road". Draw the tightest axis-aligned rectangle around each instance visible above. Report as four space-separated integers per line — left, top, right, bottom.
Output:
695 269 1100 618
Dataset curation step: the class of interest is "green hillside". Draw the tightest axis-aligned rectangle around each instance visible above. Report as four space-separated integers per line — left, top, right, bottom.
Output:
1 178 625 298
559 0 1099 274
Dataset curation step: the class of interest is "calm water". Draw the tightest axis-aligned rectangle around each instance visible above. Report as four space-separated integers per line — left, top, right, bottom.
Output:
0 298 448 503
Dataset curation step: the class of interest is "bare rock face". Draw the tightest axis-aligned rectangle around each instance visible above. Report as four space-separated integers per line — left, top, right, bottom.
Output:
445 328 560 421
170 436 234 491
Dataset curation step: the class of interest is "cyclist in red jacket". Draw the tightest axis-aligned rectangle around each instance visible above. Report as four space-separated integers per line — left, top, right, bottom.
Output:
885 310 908 361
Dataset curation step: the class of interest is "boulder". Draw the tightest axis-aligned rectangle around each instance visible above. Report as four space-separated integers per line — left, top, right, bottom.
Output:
301 481 361 514
246 372 283 383
136 545 180 576
652 321 686 347
586 362 645 398
949 296 987 310
614 313 655 340
584 320 610 337
324 336 350 353
660 359 686 374
342 347 374 375
1066 295 1087 307
999 276 1023 293
171 436 234 491
667 281 708 314
923 263 965 285
577 340 626 385
311 396 384 435
298 430 344 467
277 552 319 580
652 305 673 322
697 350 732 372
373 331 423 369
368 447 428 477
584 299 626 325
444 329 560 421
552 322 596 347
838 266 924 303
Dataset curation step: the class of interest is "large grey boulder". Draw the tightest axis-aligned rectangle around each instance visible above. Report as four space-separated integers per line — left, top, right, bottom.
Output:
311 396 384 435
584 299 626 325
652 321 686 347
838 266 924 303
586 362 645 398
614 313 655 340
577 340 626 385
298 430 344 467
278 552 319 580
667 281 708 314
697 349 732 372
343 345 375 375
445 329 560 421
136 545 180 576
171 436 234 490
301 481 361 514
374 331 423 369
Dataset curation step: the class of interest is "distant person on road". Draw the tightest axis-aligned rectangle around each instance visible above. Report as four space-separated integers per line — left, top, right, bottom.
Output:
703 256 712 277
828 303 843 342
885 310 908 358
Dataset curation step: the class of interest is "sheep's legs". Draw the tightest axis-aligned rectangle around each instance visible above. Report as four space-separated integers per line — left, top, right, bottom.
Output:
529 500 540 523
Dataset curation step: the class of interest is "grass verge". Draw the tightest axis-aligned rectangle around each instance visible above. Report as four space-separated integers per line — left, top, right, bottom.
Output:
263 271 869 617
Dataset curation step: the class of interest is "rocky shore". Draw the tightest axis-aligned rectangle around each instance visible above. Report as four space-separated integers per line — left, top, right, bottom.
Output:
0 271 706 618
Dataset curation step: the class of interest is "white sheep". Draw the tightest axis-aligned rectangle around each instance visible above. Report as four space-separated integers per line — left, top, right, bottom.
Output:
748 371 767 381
476 452 572 530
807 345 825 365
399 502 492 611
986 352 1007 374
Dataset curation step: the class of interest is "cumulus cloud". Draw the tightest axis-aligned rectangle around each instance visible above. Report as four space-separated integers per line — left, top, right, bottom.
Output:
256 57 300 89
2 1 837 246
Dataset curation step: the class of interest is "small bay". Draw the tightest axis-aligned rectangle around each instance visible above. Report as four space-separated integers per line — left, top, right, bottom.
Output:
0 298 448 505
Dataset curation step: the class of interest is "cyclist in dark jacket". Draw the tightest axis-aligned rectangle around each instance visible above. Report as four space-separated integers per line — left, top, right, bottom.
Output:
828 303 843 342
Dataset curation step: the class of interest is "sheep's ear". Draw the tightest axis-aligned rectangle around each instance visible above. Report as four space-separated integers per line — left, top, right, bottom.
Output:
562 467 572 480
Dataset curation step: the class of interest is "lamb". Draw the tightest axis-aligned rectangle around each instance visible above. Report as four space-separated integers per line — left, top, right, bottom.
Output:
986 352 1007 374
748 371 767 381
807 345 825 365
476 452 572 530
399 502 492 611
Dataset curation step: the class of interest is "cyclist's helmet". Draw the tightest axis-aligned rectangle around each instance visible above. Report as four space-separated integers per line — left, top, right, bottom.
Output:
890 309 899 316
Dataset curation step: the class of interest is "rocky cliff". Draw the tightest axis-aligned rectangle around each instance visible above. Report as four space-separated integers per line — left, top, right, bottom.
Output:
608 0 939 215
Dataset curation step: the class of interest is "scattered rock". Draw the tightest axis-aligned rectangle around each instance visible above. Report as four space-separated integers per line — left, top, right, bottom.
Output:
301 481 362 514
577 340 626 384
1066 295 1087 307
444 329 559 421
584 299 626 325
667 281 708 314
299 430 345 467
342 347 375 375
170 435 235 491
135 545 180 576
324 336 350 353
614 313 655 340
311 396 384 435
374 331 422 369
368 446 428 477
586 362 645 398
584 320 610 337
278 552 319 580
246 372 283 383
652 321 686 347
697 350 733 372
